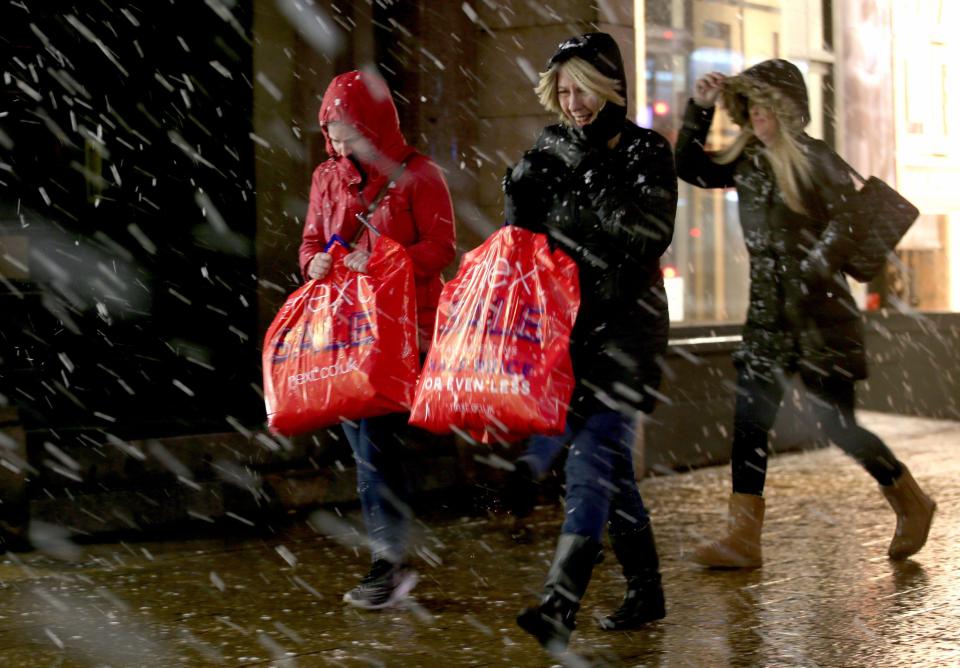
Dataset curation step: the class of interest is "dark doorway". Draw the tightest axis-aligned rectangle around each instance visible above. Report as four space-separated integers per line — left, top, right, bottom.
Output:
0 1 260 441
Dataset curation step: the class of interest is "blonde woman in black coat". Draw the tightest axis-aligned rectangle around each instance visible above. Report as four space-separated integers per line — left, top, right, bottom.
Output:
505 33 677 652
675 59 935 568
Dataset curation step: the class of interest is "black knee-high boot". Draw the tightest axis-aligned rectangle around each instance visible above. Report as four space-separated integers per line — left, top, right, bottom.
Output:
600 521 665 630
517 533 601 652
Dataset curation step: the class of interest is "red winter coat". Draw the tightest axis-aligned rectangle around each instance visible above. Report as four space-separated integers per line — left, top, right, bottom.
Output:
299 71 456 348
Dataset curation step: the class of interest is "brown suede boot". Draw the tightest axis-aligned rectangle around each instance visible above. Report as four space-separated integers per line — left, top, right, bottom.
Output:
691 492 764 568
881 467 936 561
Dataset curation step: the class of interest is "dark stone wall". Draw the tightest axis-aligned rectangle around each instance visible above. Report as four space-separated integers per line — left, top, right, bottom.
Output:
643 312 960 475
857 312 960 420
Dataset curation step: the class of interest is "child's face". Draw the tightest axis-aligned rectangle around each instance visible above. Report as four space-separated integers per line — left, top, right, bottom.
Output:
326 121 374 160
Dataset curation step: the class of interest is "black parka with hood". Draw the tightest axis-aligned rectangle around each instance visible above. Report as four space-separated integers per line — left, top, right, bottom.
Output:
505 33 678 419
676 59 866 381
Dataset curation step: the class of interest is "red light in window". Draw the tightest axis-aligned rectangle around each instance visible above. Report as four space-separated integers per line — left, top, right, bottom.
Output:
663 30 674 39
653 100 670 116
663 265 678 279
689 228 701 238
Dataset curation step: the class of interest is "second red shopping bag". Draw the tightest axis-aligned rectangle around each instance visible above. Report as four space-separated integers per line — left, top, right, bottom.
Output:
409 226 580 442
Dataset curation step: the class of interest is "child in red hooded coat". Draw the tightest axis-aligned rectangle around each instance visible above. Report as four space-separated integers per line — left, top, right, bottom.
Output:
300 70 456 609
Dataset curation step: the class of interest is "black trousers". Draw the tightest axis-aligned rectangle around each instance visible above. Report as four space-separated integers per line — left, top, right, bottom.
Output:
731 368 903 495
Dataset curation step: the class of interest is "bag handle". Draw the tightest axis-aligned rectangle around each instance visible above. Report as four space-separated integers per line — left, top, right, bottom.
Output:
830 153 867 186
352 155 415 244
323 234 351 254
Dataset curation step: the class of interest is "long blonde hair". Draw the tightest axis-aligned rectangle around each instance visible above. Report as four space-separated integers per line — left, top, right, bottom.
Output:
714 122 814 215
535 57 625 123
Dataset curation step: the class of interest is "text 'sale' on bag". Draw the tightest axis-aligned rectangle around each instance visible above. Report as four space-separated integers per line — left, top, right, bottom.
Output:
263 234 419 436
409 226 580 444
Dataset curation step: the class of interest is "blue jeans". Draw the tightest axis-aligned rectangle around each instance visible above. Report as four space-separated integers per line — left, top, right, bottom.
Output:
529 412 650 542
517 431 567 480
341 412 412 564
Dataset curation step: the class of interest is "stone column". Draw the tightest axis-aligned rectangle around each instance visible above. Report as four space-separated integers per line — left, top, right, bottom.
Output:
836 0 895 302
405 4 479 269
837 0 895 183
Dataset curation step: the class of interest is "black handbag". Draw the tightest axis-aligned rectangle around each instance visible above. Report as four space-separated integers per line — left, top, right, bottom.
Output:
836 160 919 283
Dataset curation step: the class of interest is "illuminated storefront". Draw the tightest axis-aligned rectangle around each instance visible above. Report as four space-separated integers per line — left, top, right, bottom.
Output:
633 0 959 322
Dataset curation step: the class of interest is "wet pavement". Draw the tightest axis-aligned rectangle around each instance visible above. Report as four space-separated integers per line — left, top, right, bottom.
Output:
0 411 957 667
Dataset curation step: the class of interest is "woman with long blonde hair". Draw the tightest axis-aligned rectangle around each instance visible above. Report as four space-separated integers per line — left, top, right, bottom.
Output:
676 60 935 569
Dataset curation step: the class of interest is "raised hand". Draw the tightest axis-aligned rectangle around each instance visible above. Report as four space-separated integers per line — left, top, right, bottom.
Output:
693 72 726 108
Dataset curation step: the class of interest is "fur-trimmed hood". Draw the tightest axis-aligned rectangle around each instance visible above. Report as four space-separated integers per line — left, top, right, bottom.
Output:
722 59 810 134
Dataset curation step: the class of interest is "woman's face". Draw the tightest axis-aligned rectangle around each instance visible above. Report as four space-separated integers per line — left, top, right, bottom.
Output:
749 102 779 146
557 67 601 127
326 121 374 160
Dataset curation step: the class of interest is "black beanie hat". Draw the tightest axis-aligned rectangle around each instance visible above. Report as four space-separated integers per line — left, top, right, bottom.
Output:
547 32 627 147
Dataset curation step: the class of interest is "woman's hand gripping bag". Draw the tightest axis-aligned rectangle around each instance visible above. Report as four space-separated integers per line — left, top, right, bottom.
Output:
263 235 419 436
409 226 580 443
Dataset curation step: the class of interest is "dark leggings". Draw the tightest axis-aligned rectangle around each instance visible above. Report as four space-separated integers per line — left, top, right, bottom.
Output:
731 368 903 495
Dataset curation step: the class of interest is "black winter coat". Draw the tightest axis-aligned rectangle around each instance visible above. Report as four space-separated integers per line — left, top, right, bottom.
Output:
505 120 677 418
675 100 866 381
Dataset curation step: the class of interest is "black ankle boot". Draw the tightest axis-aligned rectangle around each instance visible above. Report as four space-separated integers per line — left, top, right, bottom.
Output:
517 533 601 652
600 521 666 630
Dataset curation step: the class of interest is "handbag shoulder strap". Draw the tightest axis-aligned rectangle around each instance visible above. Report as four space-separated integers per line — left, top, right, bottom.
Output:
352 155 416 244
829 152 867 186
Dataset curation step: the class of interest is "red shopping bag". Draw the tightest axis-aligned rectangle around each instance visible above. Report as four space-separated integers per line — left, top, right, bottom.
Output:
263 234 419 436
409 226 579 442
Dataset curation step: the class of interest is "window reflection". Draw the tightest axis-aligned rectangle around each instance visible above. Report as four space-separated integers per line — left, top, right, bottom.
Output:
643 0 832 324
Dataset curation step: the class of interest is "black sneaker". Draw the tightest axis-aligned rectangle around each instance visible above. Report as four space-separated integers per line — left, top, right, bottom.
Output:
342 559 418 610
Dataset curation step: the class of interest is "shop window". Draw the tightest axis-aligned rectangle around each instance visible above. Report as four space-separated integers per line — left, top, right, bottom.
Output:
642 0 832 324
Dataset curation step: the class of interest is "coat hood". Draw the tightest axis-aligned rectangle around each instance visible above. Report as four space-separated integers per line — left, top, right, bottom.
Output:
547 32 627 147
318 70 411 166
721 59 810 134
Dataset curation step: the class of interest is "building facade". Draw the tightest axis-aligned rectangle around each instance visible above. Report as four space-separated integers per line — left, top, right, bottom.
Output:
0 1 957 534
252 0 959 333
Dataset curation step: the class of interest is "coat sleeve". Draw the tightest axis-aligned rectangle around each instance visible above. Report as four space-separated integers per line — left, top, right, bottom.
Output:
800 144 860 282
502 149 570 235
580 130 678 262
675 99 737 189
405 157 457 278
299 165 328 278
